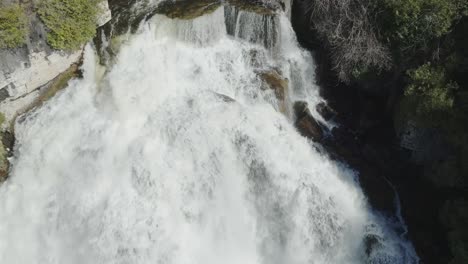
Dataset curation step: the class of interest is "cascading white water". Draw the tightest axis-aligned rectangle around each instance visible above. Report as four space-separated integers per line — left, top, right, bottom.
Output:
0 6 418 264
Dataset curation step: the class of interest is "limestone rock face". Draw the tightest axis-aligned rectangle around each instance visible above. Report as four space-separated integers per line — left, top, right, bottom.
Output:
0 50 81 99
0 1 111 124
97 0 113 27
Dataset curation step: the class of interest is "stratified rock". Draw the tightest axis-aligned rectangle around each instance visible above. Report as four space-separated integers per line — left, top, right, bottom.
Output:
97 0 112 27
227 0 284 15
294 101 323 141
257 69 288 113
155 0 222 20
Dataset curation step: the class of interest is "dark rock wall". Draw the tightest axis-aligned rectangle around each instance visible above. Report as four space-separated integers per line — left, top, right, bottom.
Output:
291 1 467 263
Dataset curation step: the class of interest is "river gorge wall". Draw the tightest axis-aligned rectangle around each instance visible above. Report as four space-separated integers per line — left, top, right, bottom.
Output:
290 1 468 263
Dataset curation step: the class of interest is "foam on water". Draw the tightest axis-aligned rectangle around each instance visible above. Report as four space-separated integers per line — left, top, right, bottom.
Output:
0 7 418 264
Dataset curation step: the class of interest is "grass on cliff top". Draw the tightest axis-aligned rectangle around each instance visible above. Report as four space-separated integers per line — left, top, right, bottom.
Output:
38 0 98 50
0 4 29 49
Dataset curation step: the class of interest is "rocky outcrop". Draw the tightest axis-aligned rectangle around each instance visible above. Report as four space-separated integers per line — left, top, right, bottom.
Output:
293 101 324 141
316 102 336 121
0 57 83 184
0 1 110 184
0 49 82 122
0 0 111 125
257 69 288 113
155 0 222 19
154 0 283 19
97 0 284 64
97 0 112 27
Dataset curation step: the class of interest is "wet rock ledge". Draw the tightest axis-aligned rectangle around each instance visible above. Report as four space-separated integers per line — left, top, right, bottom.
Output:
154 0 284 19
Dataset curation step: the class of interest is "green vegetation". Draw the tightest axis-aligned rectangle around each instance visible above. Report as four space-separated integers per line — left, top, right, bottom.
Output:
380 0 465 49
0 4 28 49
403 63 457 122
39 63 79 102
0 112 5 127
37 0 98 50
304 1 468 260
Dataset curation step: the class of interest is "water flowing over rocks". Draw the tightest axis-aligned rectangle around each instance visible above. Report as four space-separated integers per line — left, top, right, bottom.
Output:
154 0 283 19
293 101 323 141
155 0 222 19
0 3 419 263
96 0 284 64
290 0 466 262
227 0 284 15
0 0 111 124
257 69 288 113
0 0 110 183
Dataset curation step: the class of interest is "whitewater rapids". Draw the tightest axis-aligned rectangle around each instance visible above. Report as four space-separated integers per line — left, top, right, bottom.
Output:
0 7 417 264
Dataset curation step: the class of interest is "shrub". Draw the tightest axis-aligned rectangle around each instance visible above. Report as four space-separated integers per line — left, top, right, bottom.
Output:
0 4 28 49
399 63 458 126
380 0 466 50
38 0 98 50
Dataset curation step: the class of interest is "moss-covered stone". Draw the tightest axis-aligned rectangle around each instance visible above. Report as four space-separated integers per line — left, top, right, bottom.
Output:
155 0 222 20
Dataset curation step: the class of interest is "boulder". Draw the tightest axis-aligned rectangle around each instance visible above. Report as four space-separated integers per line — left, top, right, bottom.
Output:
97 0 112 27
293 101 323 141
257 69 288 113
316 102 336 121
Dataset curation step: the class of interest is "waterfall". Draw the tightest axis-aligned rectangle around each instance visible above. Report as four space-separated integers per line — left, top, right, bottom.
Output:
0 6 418 264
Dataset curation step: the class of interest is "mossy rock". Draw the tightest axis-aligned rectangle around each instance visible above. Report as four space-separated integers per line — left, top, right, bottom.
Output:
155 0 222 20
154 0 283 20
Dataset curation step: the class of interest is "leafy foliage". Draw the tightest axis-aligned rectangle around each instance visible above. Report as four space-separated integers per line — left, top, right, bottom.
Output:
405 63 457 117
380 0 468 50
38 0 98 50
0 4 28 49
